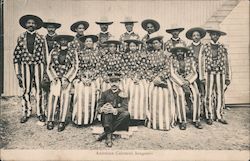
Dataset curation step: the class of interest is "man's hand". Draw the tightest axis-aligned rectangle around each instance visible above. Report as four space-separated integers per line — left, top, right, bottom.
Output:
62 78 70 90
153 76 162 86
225 79 231 86
200 79 206 84
100 103 114 114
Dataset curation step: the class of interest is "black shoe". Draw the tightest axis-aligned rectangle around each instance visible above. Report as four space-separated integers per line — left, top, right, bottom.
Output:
47 121 54 130
218 119 228 124
194 121 203 129
207 119 213 125
38 115 46 122
97 132 107 141
20 116 29 123
179 122 186 130
105 133 113 147
58 122 65 132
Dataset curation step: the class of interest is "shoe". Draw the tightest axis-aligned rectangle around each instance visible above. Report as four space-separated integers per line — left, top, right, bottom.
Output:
38 115 46 122
97 132 107 141
207 119 213 125
105 133 113 147
179 122 186 130
58 122 65 132
218 119 228 124
20 116 29 123
47 121 54 130
194 121 203 129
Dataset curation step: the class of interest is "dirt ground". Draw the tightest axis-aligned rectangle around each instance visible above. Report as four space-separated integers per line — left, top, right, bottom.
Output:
0 96 249 150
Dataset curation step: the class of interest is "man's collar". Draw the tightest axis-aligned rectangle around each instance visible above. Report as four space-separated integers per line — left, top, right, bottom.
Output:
210 40 220 45
126 31 134 35
100 31 109 34
192 41 201 46
60 46 68 50
47 33 56 37
171 37 180 41
26 30 36 35
111 88 120 93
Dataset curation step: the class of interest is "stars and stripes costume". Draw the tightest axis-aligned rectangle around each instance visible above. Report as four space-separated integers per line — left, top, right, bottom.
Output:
164 38 186 52
13 31 46 118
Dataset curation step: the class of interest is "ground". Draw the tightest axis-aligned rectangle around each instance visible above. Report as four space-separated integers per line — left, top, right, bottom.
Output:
0 96 249 150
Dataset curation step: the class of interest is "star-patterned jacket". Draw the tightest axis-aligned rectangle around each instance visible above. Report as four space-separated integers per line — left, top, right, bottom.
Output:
47 46 78 82
164 38 186 52
13 31 46 76
96 32 112 48
199 42 231 81
170 55 197 86
187 42 205 71
45 34 58 54
120 31 140 42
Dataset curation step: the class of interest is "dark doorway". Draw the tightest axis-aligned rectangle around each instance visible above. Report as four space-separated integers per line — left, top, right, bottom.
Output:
0 0 3 95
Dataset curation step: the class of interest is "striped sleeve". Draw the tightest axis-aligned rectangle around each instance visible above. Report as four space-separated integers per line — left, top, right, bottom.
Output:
65 50 79 82
199 46 206 81
186 61 198 84
224 50 232 81
47 51 58 81
170 60 185 86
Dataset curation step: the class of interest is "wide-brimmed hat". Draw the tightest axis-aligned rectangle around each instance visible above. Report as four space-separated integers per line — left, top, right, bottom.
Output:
170 43 190 54
186 27 206 40
53 35 74 42
70 21 89 32
79 35 98 43
141 19 160 32
103 39 122 45
19 14 43 29
146 35 163 44
206 29 226 36
43 19 61 29
124 39 143 45
120 17 138 24
95 17 113 25
166 24 184 34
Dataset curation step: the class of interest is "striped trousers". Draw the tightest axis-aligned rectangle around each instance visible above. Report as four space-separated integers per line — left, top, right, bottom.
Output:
47 80 71 122
15 63 45 117
146 80 175 131
172 82 201 123
126 78 149 120
205 72 225 120
72 80 100 125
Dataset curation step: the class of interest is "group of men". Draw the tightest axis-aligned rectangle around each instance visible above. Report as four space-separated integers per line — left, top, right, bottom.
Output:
13 14 231 147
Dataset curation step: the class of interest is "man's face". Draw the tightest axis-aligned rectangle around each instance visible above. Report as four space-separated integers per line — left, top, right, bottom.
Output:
76 24 85 35
129 42 137 52
84 38 94 49
125 23 133 32
171 30 180 39
210 32 220 43
46 25 56 35
59 39 68 46
192 31 201 43
152 40 162 50
25 19 37 32
146 23 155 34
108 43 117 53
110 81 119 90
176 49 184 60
100 24 108 32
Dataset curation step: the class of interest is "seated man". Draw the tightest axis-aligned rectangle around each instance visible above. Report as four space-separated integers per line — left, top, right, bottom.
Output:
97 72 130 147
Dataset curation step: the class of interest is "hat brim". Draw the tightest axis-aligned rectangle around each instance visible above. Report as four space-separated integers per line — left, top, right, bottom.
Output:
146 36 163 44
103 40 122 45
170 47 190 54
19 15 43 30
206 29 226 36
120 21 138 24
53 35 74 42
166 28 185 34
186 27 206 40
95 22 113 25
124 39 143 45
70 21 89 32
141 19 160 32
43 22 61 29
79 35 98 43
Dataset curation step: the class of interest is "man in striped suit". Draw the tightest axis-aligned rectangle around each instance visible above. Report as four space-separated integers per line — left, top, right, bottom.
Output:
97 72 130 147
200 29 231 125
46 35 78 132
13 15 46 123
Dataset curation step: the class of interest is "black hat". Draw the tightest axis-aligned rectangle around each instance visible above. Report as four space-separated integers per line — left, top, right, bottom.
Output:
124 39 143 45
19 14 43 29
103 39 122 46
53 35 74 42
43 22 61 29
146 35 163 44
170 43 190 54
79 35 98 43
70 21 89 32
206 29 226 36
141 19 160 32
186 27 206 40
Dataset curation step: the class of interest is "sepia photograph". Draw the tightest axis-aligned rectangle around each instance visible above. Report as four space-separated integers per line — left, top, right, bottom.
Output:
0 0 249 160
